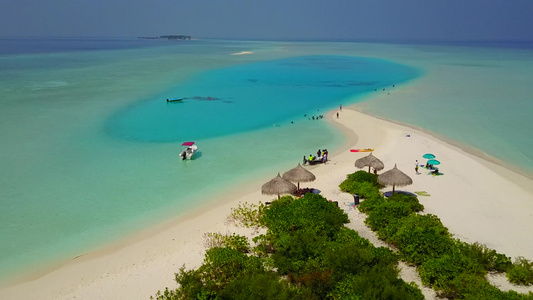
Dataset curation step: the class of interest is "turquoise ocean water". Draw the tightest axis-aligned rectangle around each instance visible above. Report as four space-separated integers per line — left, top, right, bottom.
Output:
0 38 531 279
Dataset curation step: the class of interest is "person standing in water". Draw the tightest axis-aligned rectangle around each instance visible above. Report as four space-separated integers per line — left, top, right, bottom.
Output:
339 104 342 111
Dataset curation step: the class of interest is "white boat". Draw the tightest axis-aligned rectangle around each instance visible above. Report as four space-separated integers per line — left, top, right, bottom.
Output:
179 141 197 160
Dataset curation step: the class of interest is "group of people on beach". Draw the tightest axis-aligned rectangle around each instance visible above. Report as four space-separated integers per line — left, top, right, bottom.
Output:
303 149 328 165
415 160 440 175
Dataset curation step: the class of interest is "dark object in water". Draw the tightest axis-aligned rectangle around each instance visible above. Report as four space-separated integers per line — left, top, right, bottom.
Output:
167 98 183 102
191 96 220 101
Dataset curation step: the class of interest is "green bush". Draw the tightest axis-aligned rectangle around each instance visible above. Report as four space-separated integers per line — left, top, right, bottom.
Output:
327 267 424 300
356 192 385 213
228 201 266 229
365 200 413 233
154 192 427 300
203 232 250 253
454 240 512 272
346 170 379 185
270 228 329 274
261 193 349 238
343 168 533 299
419 253 485 291
387 193 424 212
339 171 381 199
436 272 533 300
218 272 298 300
508 257 533 286
340 181 381 200
391 214 454 265
363 194 424 242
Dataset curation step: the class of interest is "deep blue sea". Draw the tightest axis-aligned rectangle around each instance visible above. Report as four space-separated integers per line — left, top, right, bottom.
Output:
1 37 532 280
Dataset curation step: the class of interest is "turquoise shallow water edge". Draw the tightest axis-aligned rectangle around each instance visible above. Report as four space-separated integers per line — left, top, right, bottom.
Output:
0 38 532 280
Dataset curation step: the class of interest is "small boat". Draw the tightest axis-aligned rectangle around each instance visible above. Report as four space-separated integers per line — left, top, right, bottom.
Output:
179 141 197 160
167 98 183 102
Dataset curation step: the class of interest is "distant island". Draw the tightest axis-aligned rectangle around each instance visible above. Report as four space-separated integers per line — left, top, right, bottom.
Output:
138 35 192 40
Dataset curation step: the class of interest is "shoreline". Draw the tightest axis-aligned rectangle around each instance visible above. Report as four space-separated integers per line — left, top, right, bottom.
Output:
354 107 533 192
2 107 533 299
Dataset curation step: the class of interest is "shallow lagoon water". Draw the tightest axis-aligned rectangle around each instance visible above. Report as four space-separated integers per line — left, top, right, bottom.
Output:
1 38 532 280
0 40 420 278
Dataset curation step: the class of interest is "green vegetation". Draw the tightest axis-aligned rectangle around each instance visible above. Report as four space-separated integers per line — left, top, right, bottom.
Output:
508 257 533 286
152 193 424 299
203 232 251 253
339 170 533 299
227 201 266 230
151 170 533 299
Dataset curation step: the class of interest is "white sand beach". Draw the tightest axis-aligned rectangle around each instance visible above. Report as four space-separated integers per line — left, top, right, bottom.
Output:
1 107 533 299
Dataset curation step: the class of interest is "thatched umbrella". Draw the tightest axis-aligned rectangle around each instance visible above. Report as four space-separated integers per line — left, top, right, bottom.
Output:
355 153 384 173
282 163 316 190
377 164 413 194
262 173 297 199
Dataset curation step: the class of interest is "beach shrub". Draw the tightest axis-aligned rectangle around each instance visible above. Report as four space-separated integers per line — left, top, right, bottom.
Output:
387 193 424 212
454 240 512 272
251 234 273 257
365 200 413 233
391 214 454 265
227 201 265 229
327 268 424 300
203 232 225 249
356 192 385 213
222 233 250 253
171 247 265 297
203 232 250 253
271 227 330 275
217 272 298 300
332 226 374 250
434 272 533 300
261 193 349 239
154 192 426 300
340 181 381 200
508 257 533 286
342 171 533 299
339 170 382 199
419 252 485 290
363 193 425 242
345 170 379 185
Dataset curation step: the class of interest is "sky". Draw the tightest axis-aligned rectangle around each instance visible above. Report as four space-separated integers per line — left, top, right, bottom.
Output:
1 0 532 41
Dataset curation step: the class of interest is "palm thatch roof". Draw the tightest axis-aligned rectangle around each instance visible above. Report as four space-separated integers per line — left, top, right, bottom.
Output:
377 164 413 194
282 163 316 190
261 173 297 199
355 153 385 173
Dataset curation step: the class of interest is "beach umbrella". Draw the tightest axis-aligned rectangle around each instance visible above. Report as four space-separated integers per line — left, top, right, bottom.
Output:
427 159 441 165
355 153 385 173
423 153 435 159
282 163 316 190
378 164 413 194
261 173 297 199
